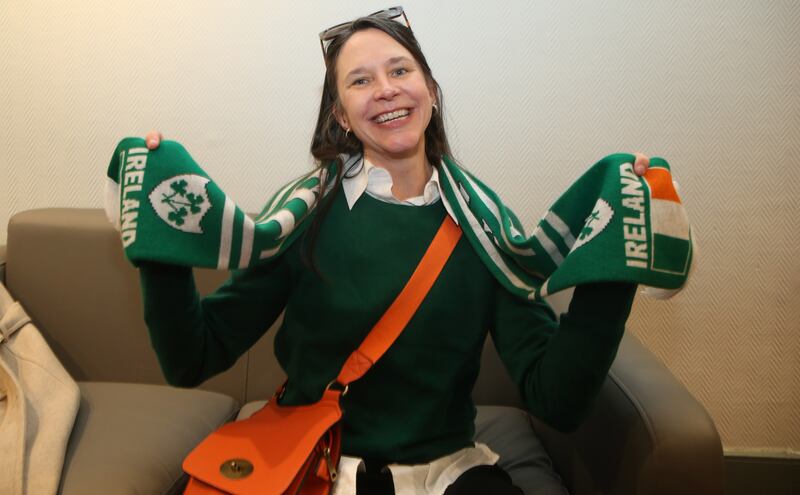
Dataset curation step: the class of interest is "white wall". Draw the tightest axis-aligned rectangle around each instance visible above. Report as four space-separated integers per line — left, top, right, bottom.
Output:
2 0 798 455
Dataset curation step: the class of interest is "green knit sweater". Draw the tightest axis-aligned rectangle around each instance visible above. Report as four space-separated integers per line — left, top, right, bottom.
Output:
139 187 635 464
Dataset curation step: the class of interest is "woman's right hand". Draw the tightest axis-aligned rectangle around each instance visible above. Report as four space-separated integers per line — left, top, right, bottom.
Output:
145 130 163 150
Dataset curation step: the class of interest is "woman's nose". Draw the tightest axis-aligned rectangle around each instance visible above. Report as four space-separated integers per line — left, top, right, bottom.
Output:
373 76 399 100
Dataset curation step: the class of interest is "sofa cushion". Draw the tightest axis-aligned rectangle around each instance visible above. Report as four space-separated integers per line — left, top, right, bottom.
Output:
59 382 238 495
236 403 566 495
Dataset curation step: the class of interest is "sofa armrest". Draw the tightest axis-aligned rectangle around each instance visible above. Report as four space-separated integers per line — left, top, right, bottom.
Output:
530 331 724 495
5 209 245 401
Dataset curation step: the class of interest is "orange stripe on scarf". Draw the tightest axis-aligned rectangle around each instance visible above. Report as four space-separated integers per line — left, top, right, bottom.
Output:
644 167 681 203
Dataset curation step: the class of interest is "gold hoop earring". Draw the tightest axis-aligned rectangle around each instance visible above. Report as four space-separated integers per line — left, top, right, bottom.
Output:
432 103 438 113
345 128 350 138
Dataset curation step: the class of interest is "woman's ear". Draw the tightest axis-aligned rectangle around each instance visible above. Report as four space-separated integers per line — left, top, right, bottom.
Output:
427 81 438 109
332 104 349 131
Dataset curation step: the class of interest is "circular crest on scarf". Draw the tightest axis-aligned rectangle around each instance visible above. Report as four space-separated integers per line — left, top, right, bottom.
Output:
149 174 211 233
571 198 614 251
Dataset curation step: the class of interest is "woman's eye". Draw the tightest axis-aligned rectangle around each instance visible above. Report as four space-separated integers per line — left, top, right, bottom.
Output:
352 78 368 86
392 67 408 77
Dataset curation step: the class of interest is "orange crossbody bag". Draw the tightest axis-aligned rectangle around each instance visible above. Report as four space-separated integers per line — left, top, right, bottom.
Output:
182 216 462 495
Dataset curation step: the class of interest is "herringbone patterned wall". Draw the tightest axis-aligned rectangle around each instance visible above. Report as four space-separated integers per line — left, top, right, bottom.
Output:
2 1 798 454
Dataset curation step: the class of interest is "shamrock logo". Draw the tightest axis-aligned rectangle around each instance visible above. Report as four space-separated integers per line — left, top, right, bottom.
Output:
159 179 206 227
579 210 601 241
571 198 613 252
149 174 211 233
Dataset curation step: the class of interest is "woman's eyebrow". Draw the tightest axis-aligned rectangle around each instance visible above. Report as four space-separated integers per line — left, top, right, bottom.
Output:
344 66 368 80
386 56 412 66
344 56 413 80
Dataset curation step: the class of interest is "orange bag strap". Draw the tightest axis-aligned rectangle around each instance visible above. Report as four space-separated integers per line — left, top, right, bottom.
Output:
335 215 462 387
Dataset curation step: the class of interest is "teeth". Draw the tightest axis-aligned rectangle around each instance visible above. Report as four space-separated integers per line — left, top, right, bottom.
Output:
375 109 410 123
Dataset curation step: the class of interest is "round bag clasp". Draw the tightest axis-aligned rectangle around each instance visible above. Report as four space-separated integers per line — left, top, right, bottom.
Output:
220 458 254 479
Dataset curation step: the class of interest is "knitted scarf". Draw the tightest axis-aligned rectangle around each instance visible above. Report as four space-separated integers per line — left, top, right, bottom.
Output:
105 137 692 300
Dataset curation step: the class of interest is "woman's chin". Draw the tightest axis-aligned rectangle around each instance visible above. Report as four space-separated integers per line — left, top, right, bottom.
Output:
366 137 425 160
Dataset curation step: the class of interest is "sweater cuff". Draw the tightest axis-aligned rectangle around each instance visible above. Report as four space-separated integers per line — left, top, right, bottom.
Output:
138 261 199 314
139 261 194 287
565 282 637 329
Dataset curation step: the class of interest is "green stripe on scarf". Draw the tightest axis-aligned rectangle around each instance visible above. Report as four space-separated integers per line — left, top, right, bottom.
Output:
105 137 692 300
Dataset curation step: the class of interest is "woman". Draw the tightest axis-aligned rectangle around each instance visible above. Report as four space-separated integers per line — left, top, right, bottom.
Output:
141 8 651 495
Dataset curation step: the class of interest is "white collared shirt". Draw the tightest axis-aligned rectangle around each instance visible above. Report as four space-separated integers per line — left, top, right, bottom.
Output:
341 157 459 224
332 157 498 495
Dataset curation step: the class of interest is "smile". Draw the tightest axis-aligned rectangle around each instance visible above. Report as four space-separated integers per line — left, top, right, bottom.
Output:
374 109 410 124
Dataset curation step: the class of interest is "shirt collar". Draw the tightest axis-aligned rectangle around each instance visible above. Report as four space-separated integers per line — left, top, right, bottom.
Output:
340 155 459 224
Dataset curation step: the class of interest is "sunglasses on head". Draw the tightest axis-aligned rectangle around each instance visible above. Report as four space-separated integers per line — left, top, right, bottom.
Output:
318 6 412 58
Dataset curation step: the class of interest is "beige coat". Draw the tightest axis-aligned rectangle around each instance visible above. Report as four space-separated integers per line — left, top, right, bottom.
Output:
0 282 80 495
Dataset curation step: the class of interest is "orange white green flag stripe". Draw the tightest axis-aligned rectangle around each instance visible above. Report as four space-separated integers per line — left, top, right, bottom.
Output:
638 166 692 275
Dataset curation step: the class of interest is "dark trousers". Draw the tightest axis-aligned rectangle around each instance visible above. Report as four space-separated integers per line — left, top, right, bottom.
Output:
356 464 523 494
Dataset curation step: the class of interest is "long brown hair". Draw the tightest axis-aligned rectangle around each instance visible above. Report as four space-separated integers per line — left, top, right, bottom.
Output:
304 15 455 272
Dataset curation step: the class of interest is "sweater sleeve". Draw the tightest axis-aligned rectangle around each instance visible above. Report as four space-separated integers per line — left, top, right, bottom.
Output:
138 257 291 388
490 282 636 432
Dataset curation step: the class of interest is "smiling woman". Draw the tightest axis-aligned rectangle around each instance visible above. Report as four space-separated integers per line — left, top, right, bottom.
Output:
305 11 455 274
135 6 657 495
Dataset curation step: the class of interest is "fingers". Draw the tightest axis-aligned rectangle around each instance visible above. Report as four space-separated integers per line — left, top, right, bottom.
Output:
145 130 163 150
633 152 650 176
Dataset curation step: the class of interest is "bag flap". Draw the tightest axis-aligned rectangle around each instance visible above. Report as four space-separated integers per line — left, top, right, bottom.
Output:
183 389 342 494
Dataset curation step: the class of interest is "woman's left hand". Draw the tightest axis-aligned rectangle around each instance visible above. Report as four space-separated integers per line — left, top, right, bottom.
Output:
633 152 650 176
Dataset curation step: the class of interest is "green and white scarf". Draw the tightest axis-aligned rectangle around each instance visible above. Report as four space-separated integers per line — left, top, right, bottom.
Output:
105 137 692 300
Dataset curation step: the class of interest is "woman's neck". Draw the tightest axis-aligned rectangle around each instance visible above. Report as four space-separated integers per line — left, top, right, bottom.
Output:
365 150 432 201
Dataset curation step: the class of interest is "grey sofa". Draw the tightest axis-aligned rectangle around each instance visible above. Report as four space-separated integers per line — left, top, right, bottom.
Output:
1 208 724 494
